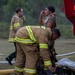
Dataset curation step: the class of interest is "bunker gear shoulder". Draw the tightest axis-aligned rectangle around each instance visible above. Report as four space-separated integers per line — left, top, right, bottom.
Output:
9 14 24 42
15 26 52 67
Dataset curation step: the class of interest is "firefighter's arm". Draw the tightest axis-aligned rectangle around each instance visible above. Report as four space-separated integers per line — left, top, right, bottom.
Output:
20 16 26 22
13 17 21 31
39 36 56 73
39 36 52 68
39 10 44 25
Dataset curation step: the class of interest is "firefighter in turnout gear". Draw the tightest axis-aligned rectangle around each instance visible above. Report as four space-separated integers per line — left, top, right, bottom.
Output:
39 5 57 63
14 26 61 75
5 7 26 65
38 5 57 75
39 5 56 28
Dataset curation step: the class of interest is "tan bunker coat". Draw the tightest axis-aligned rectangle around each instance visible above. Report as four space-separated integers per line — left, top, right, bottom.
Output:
9 14 25 42
14 26 53 75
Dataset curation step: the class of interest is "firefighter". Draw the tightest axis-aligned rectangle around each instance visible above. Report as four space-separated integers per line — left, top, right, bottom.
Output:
37 6 57 75
39 5 56 28
5 7 26 65
14 26 61 75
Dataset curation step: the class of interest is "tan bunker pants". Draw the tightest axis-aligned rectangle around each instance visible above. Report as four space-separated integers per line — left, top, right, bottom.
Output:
15 43 39 75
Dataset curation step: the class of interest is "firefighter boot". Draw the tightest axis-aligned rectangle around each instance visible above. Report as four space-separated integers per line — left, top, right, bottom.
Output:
5 57 12 65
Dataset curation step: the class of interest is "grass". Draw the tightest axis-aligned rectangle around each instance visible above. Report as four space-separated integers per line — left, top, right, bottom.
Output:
0 39 14 61
0 39 75 60
0 39 75 73
55 39 75 61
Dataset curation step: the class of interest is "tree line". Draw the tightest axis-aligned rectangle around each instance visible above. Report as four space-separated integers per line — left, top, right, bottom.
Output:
0 0 71 24
0 0 73 39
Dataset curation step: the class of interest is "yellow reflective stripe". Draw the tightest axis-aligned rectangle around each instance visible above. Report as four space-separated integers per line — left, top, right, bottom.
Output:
36 26 46 29
39 44 48 48
14 66 24 72
10 22 20 30
14 22 20 28
26 26 36 42
44 68 49 70
35 26 40 28
41 26 46 29
24 68 36 74
15 36 35 44
9 38 15 42
44 60 52 67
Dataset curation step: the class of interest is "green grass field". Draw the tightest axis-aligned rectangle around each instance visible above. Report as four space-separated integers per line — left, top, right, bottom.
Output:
0 39 14 61
0 39 75 72
55 39 75 61
0 39 75 61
